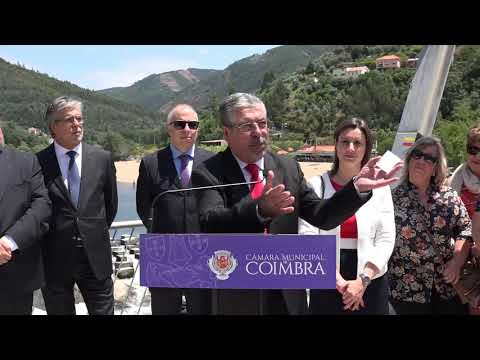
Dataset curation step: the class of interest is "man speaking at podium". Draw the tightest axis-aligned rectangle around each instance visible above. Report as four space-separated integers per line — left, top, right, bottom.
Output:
136 104 214 315
192 93 402 315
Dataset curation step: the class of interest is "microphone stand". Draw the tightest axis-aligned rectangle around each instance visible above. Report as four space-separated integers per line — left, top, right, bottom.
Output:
135 178 266 315
150 180 263 211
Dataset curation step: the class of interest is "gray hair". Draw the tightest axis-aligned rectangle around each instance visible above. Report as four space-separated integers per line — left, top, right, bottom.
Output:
166 104 198 125
402 136 449 186
219 93 265 127
45 96 83 133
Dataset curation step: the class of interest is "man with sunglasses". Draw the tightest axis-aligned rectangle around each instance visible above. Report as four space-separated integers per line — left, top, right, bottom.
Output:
136 104 214 315
191 93 403 315
37 96 118 315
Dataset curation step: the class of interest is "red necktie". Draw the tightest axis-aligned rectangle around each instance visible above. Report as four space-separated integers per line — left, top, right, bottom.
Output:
246 164 269 234
245 163 264 199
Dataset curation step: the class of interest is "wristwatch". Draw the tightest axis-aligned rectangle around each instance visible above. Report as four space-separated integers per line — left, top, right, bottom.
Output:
359 273 371 288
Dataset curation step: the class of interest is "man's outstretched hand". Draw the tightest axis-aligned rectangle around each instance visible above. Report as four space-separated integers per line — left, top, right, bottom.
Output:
354 156 404 193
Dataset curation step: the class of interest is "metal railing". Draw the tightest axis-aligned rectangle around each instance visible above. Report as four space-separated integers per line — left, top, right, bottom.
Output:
110 219 144 241
110 220 148 315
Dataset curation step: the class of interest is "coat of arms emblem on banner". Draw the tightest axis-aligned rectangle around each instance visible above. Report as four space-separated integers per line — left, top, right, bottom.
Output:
208 250 237 280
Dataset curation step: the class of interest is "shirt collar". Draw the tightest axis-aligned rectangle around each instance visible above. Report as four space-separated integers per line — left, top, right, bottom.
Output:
54 141 82 157
232 153 264 172
170 143 195 160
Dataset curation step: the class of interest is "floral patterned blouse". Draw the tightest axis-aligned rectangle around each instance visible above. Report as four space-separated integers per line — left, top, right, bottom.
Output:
389 181 472 303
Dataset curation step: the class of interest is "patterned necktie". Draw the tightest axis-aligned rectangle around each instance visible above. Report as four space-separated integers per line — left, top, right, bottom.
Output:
245 163 264 199
66 150 80 207
179 154 191 187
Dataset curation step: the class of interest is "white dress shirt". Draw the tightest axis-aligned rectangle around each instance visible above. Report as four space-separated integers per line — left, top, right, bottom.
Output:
232 155 265 184
170 143 195 179
54 141 82 190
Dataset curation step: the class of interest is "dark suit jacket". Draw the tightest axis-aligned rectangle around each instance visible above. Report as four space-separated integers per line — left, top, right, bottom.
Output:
36 142 118 283
191 148 372 315
0 147 51 294
136 145 214 233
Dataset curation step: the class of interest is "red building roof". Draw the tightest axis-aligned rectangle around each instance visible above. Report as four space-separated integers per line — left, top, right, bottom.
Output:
298 144 335 153
376 55 400 61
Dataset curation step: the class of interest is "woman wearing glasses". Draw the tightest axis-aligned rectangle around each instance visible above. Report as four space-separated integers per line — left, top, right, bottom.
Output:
389 136 472 314
299 117 396 315
449 123 480 314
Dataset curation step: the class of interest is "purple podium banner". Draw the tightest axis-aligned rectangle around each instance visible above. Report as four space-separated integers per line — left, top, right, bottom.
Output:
139 234 335 289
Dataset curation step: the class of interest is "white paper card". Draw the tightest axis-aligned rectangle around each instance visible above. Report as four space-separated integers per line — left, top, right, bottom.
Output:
376 150 401 173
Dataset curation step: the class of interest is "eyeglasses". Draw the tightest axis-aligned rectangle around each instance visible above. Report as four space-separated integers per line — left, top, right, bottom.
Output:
411 149 438 164
169 121 199 130
56 116 84 126
233 120 268 133
467 144 480 156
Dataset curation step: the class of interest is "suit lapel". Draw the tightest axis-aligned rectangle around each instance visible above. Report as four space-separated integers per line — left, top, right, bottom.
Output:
263 151 282 188
45 143 77 210
158 147 182 189
76 142 90 211
222 148 251 199
0 147 9 203
192 148 206 170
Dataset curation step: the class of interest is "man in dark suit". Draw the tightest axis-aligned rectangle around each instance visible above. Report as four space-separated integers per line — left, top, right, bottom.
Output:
37 96 118 315
136 104 214 315
0 127 51 315
192 93 403 315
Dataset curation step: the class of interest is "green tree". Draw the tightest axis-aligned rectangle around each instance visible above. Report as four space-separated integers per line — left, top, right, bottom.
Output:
375 128 395 155
303 61 316 75
434 99 480 167
260 71 276 91
102 131 132 161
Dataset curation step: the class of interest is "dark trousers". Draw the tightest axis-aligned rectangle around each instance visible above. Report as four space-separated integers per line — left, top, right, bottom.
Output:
150 287 212 315
42 247 114 315
211 289 290 315
390 287 467 315
309 249 389 315
0 291 33 315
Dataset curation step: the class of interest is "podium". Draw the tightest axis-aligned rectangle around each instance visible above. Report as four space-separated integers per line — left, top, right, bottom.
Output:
140 233 336 315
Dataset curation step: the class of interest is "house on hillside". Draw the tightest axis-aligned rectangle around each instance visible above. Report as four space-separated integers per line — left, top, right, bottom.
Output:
345 66 369 78
294 144 335 162
376 55 401 69
200 139 227 147
336 62 355 69
407 58 419 68
28 127 43 136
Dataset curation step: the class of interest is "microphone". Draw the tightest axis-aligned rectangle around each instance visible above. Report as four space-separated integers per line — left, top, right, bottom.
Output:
148 174 267 232
151 178 263 209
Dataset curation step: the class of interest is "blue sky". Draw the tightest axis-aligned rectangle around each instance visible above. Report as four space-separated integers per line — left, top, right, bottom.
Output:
0 45 280 91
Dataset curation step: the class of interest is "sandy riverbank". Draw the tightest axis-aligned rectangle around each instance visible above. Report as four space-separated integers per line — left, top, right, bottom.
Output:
115 160 141 183
115 159 332 183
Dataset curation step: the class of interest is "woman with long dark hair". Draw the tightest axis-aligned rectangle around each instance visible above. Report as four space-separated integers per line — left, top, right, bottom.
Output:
299 117 395 314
